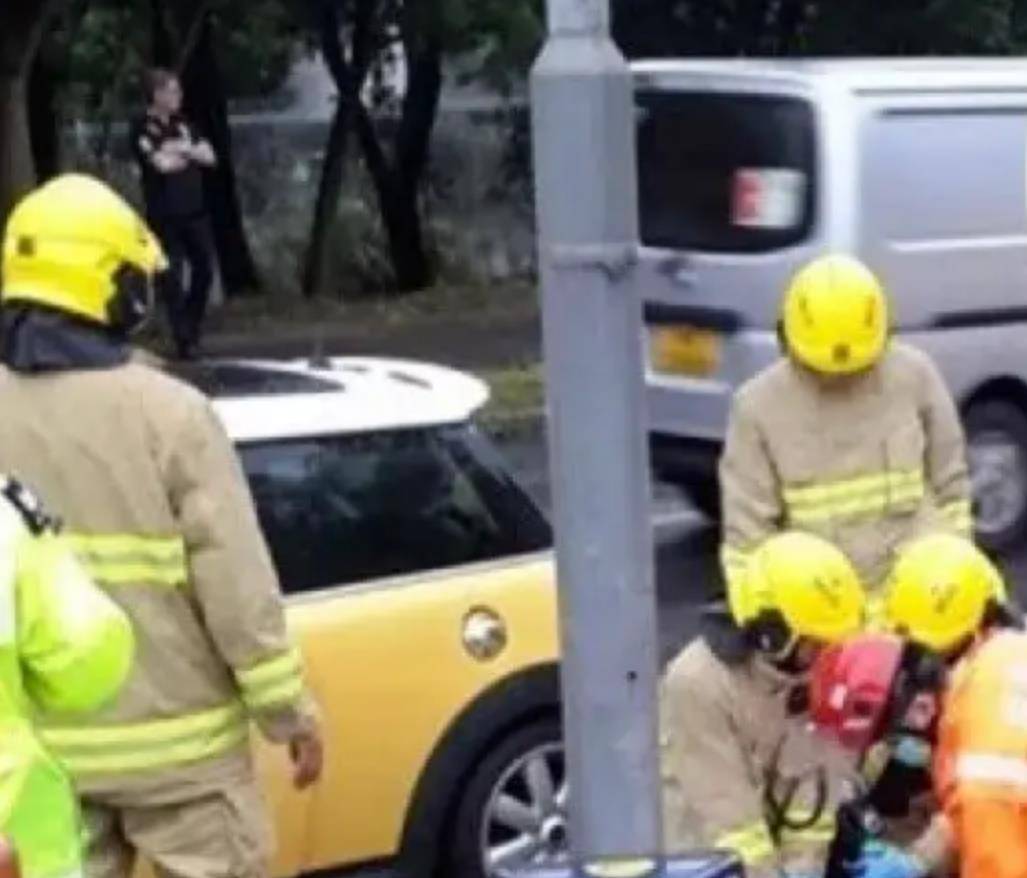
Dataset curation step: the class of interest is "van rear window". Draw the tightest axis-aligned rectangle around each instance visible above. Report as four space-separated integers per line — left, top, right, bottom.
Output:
635 90 817 253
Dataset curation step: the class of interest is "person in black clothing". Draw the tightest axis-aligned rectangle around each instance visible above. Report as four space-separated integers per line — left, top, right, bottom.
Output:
131 68 216 359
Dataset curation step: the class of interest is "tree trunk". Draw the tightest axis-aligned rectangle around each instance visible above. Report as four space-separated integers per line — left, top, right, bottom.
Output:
302 0 376 298
0 0 64 228
179 10 260 295
379 182 431 292
388 41 442 292
356 106 434 294
28 51 60 182
302 100 353 297
0 75 34 227
150 0 176 66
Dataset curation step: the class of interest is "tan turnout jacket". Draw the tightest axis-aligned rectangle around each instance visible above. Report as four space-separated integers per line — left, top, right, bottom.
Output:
720 342 971 597
661 637 853 877
0 361 316 801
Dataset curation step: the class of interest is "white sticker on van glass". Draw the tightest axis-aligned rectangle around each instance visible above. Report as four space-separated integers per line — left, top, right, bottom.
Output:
732 168 806 230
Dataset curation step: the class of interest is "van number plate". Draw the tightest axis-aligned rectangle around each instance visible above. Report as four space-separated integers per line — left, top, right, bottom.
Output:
649 325 721 377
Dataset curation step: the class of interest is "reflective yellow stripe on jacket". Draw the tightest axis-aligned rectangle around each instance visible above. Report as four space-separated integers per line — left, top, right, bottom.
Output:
783 468 925 525
715 821 776 866
41 703 247 776
68 534 188 589
721 545 752 596
235 648 305 711
941 499 974 535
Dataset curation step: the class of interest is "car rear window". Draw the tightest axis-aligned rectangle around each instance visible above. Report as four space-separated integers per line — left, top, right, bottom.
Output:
635 90 817 253
239 423 552 593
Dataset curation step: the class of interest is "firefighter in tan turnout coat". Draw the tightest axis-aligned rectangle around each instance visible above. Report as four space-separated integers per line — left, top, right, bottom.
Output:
0 174 324 878
662 255 971 875
661 531 865 877
720 254 972 603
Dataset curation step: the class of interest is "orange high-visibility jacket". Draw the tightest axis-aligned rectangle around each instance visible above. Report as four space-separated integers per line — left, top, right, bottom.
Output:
934 629 1027 878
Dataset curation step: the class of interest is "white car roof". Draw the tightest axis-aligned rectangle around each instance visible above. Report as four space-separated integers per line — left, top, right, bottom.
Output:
196 357 490 444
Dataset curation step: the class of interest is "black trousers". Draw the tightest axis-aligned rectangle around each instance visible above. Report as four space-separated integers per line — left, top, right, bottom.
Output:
151 215 214 356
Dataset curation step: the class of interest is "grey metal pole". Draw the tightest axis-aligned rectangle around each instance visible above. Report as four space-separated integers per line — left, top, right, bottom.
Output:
530 0 662 864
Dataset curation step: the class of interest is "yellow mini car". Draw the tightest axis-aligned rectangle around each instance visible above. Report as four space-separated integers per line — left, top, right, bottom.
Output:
181 357 564 878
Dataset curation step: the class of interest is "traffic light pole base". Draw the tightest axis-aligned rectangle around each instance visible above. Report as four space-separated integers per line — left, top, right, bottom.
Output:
498 852 745 878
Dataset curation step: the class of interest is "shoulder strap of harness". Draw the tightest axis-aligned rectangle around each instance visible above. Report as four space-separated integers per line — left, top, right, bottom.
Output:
0 478 60 536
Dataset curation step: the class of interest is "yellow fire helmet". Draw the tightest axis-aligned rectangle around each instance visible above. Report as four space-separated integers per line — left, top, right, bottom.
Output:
781 254 890 375
729 531 866 648
886 533 1008 654
2 174 167 332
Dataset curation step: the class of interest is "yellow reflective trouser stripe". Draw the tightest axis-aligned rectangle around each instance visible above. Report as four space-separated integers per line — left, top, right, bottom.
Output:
721 545 750 569
784 469 925 524
783 811 836 843
942 499 974 533
68 534 188 588
236 649 305 710
714 822 776 865
41 703 247 775
721 546 750 583
721 546 753 617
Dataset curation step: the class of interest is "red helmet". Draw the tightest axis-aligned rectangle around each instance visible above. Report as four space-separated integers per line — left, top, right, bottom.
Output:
809 635 903 752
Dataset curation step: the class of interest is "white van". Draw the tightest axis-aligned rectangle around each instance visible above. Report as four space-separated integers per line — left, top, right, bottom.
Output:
635 59 1027 551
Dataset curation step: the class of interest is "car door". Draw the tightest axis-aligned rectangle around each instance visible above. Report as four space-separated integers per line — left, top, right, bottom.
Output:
238 424 557 873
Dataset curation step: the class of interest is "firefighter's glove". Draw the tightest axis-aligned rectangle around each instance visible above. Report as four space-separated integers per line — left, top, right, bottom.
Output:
846 841 926 878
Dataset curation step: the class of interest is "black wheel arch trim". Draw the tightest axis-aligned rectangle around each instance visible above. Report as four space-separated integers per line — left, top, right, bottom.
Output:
395 662 561 878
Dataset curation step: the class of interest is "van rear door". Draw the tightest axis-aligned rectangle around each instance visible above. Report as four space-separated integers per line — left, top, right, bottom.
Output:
634 82 824 391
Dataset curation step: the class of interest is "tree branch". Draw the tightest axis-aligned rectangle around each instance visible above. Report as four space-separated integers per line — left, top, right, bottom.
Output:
354 99 390 191
316 0 348 88
176 0 215 73
351 0 376 83
395 38 442 191
1 0 64 76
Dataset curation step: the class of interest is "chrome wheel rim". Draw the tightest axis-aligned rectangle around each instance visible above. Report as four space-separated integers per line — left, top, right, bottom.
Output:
969 429 1027 538
480 741 568 874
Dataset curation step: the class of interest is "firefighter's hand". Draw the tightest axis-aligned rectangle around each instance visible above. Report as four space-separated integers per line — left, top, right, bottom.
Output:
288 728 324 790
190 140 217 166
0 835 19 878
846 841 926 878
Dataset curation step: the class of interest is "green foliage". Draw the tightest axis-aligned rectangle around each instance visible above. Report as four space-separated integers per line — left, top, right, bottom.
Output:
441 0 544 94
52 0 302 128
613 0 1025 59
58 3 146 116
806 0 1017 55
209 0 302 100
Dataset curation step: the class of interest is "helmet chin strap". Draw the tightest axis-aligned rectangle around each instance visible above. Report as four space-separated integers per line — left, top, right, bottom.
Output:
107 264 155 336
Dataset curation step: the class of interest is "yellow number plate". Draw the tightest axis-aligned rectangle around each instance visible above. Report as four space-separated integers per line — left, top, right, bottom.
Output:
650 325 721 377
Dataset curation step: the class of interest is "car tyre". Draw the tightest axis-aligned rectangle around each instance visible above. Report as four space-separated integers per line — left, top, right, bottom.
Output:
447 717 565 878
965 398 1027 553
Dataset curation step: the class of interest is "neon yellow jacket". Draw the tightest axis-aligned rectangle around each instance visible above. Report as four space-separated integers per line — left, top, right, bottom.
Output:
0 478 133 878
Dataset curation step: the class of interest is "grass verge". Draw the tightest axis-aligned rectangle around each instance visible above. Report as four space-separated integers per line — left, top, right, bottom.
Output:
205 280 538 336
477 362 546 435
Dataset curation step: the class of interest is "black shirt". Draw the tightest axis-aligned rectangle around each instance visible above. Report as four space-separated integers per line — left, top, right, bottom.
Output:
131 110 206 220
